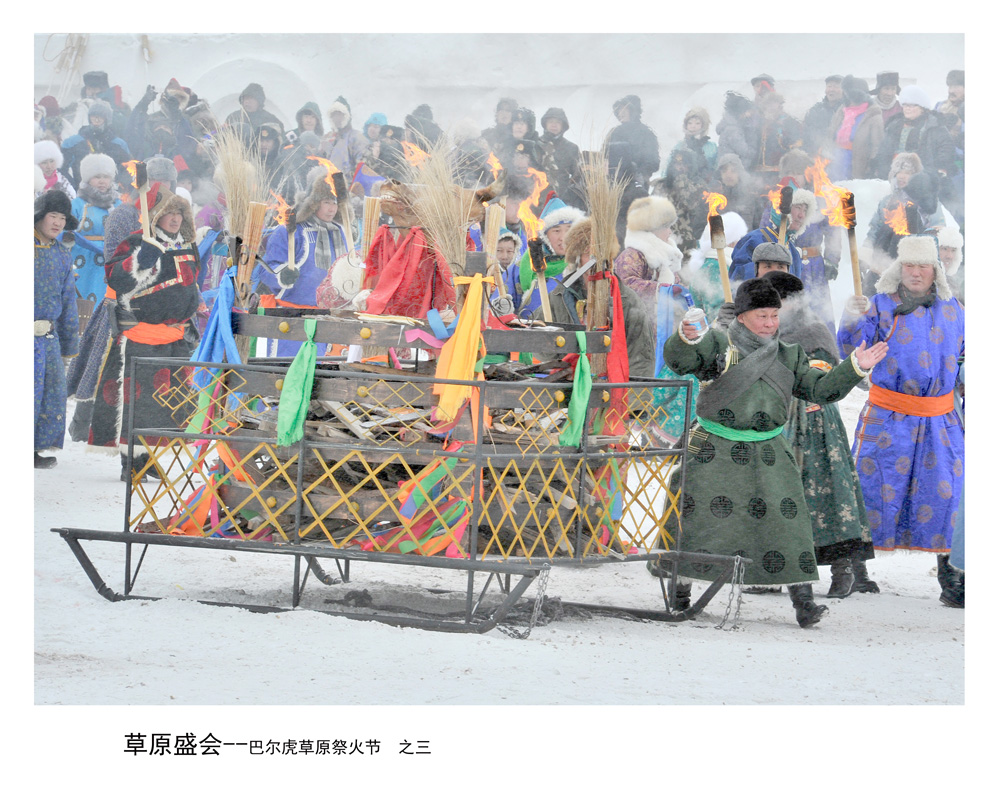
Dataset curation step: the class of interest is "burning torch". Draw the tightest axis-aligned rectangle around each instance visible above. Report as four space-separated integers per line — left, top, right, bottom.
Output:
704 191 733 303
777 184 794 245
841 192 863 296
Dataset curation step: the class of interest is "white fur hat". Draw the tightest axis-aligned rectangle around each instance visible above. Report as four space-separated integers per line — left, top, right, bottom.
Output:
80 152 117 184
876 234 952 300
626 196 677 232
34 139 63 168
790 188 817 223
936 226 964 250
898 85 933 110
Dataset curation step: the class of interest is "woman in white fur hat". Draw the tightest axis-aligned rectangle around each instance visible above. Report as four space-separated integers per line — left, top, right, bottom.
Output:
838 233 965 607
614 196 684 325
936 226 964 304
70 153 122 303
34 140 76 200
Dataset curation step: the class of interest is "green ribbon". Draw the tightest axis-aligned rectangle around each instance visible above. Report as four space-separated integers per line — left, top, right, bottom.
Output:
559 331 592 447
276 318 318 447
696 415 784 442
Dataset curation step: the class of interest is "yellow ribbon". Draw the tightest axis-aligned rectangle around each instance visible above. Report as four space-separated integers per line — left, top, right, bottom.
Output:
432 274 493 424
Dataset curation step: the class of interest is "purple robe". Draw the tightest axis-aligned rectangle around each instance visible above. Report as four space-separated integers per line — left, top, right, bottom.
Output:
838 293 964 552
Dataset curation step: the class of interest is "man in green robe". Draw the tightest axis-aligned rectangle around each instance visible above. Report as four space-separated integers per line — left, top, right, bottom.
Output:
663 278 888 627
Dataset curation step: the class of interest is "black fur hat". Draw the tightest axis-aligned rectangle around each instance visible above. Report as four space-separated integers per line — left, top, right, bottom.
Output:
734 277 782 315
762 270 804 299
34 190 79 231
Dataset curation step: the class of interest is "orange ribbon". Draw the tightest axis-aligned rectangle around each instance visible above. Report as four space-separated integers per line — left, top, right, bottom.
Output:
869 384 955 417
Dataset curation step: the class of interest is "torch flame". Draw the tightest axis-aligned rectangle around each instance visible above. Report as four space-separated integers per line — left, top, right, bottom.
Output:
487 151 503 180
121 160 140 203
518 168 549 240
884 202 911 236
269 191 292 227
306 155 341 196
401 141 430 167
703 191 728 220
805 157 854 228
767 186 783 212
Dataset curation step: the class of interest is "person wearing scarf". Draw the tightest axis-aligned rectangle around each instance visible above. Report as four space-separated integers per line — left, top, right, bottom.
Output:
34 139 77 200
70 153 123 303
87 184 201 482
261 171 349 357
764 271 876 598
662 278 887 627
838 233 965 608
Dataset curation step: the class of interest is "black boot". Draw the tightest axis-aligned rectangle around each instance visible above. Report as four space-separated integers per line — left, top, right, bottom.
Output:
120 452 150 483
937 554 965 608
34 451 57 469
788 583 828 628
668 579 692 612
851 558 880 593
827 558 855 598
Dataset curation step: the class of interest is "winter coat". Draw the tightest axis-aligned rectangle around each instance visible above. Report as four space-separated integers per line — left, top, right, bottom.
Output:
729 223 805 283
70 192 122 303
753 113 804 173
603 121 660 186
667 135 717 184
321 125 367 176
827 103 884 180
716 110 758 169
706 155 759 232
872 110 956 182
613 229 684 324
60 126 130 187
539 128 584 209
286 101 324 143
802 95 843 155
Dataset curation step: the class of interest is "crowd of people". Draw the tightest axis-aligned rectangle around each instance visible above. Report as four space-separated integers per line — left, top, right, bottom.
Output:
34 66 966 624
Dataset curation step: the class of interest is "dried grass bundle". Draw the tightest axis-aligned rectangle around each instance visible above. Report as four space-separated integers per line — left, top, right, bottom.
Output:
579 150 627 268
483 202 505 264
362 196 382 261
401 135 479 276
205 127 272 240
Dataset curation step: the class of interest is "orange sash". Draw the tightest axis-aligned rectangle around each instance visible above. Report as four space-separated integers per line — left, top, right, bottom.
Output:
257 294 320 310
121 322 186 344
869 384 955 417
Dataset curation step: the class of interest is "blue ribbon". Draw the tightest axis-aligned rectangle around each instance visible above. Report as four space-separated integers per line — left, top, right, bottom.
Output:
427 308 459 341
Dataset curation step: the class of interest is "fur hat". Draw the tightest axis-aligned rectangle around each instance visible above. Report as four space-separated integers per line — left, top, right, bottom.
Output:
298 131 321 149
34 139 63 167
872 71 900 94
936 226 964 250
762 270 804 298
683 107 711 132
161 78 192 111
82 70 109 91
790 188 817 222
613 94 642 120
35 189 79 230
723 91 753 116
80 152 117 184
626 196 677 233
328 97 351 124
88 100 113 123
497 228 520 248
295 171 343 224
889 152 923 185
147 156 178 187
779 148 812 177
137 183 196 242
539 198 585 238
841 75 871 105
734 277 781 315
876 234 952 299
898 85 932 110
496 97 518 114
752 242 792 266
946 70 965 87
563 217 621 274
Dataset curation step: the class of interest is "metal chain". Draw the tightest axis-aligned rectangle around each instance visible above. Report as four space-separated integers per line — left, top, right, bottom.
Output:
715 556 745 631
498 567 551 640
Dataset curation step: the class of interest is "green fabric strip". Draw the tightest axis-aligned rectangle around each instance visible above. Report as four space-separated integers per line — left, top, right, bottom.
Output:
559 331 592 447
696 415 784 442
276 318 318 447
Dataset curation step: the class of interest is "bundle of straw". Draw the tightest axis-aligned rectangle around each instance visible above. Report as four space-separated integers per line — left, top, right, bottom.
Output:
204 127 272 243
236 201 269 306
401 135 480 277
579 151 627 269
361 196 382 261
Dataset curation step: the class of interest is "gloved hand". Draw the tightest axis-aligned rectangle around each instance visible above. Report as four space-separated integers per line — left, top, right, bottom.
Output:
135 243 160 271
713 302 737 330
824 259 839 281
277 267 299 288
844 295 871 317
